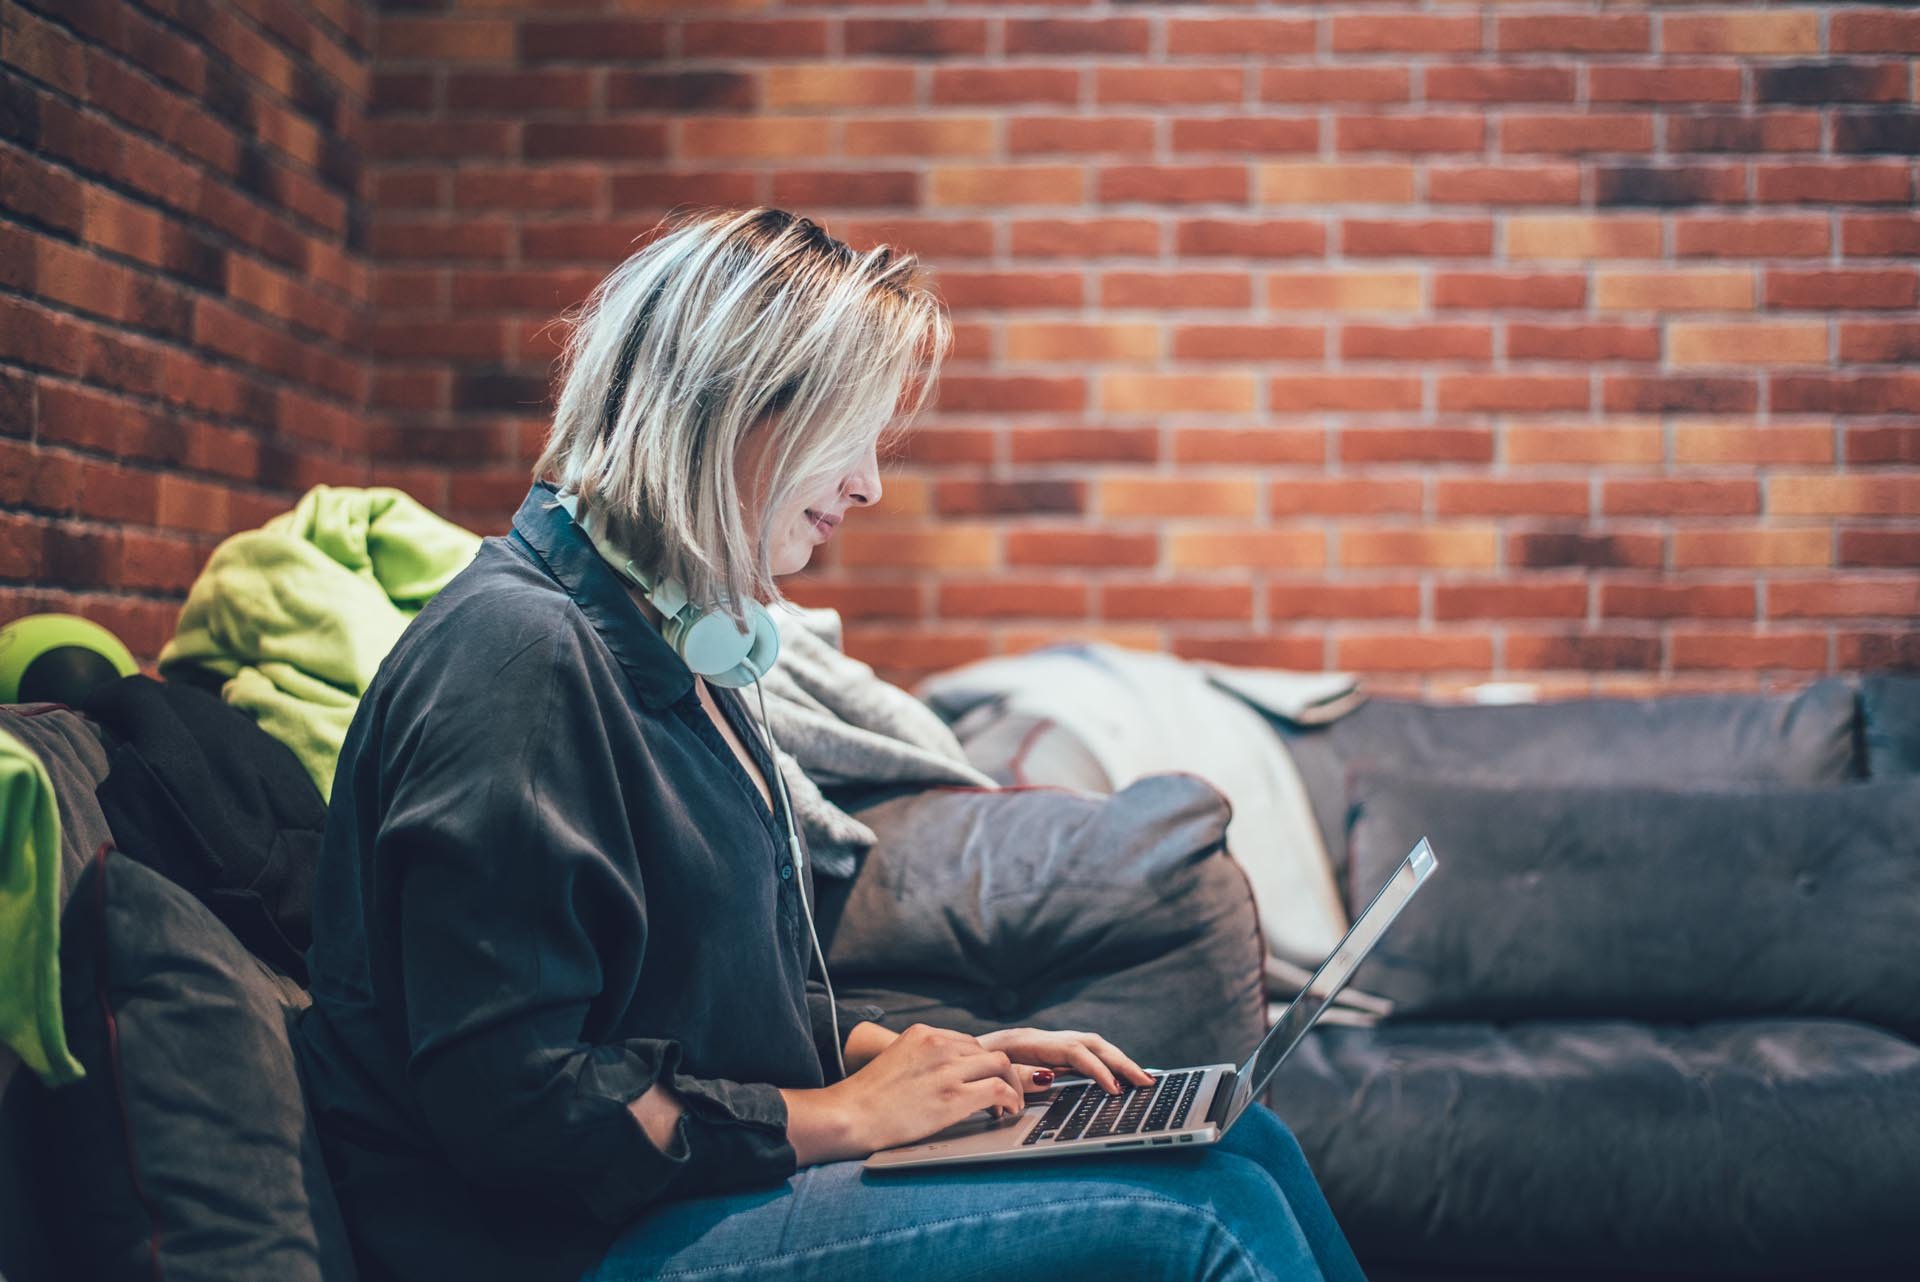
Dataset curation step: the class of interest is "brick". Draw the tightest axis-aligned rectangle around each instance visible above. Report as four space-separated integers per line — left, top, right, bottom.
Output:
1010 217 1159 257
1174 325 1325 362
1510 530 1664 570
1009 116 1157 157
1095 67 1243 106
838 526 998 570
1768 475 1920 517
935 376 1084 413
1507 322 1659 362
680 117 832 160
1673 528 1829 569
1501 113 1654 155
1429 165 1581 206
1435 580 1589 621
1341 526 1499 569
1668 113 1822 154
1832 11 1920 54
1771 374 1920 415
782 582 919 620
1177 219 1325 259
1589 65 1743 105
1330 15 1480 54
764 65 915 109
887 428 994 466
1507 423 1663 466
1269 581 1421 621
1671 630 1827 671
1102 581 1253 622
1006 530 1159 568
1343 219 1492 258
1006 17 1151 56
931 67 1080 107
1756 163 1911 205
1335 114 1484 154
1102 476 1259 518
1594 165 1746 208
1435 480 1588 519
1604 376 1759 415
1167 18 1316 57
1770 577 1920 619
1269 272 1422 312
1096 166 1251 207
847 18 989 57
1256 162 1418 205
1673 215 1829 259
937 271 1083 310
1607 478 1762 518
773 169 919 210
383 17 515 61
1840 321 1920 363
1662 12 1820 55
1670 321 1829 366
1766 269 1919 311
1509 633 1662 671
1755 62 1907 105
1173 428 1323 465
1262 67 1410 105
1497 14 1650 53
1006 323 1160 363
1171 636 1327 669
1428 66 1576 104
935 479 1085 517
1101 374 1256 415
1837 632 1920 669
939 579 1089 619
1167 530 1326 569
1341 428 1493 464
1602 581 1756 621
1271 375 1423 413
1342 324 1492 362
844 628 991 680
844 117 997 158
1840 529 1920 567
1437 374 1589 414
1594 270 1753 311
928 166 1084 207
1834 111 1920 156
1270 478 1423 517
1435 273 1585 311
1508 216 1662 260
1010 428 1159 464
1675 422 1834 465
682 19 830 58
1171 117 1319 156
1336 632 1495 673
1845 425 1920 465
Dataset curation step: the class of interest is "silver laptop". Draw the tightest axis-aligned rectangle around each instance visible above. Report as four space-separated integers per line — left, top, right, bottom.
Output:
866 838 1437 1171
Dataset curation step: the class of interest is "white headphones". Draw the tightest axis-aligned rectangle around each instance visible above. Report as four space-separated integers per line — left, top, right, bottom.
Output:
554 489 847 1080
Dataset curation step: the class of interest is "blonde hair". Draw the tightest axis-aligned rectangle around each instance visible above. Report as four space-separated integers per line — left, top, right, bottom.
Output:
533 206 951 631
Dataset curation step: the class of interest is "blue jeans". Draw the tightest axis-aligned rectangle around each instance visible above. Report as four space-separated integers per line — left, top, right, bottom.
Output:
587 1102 1367 1282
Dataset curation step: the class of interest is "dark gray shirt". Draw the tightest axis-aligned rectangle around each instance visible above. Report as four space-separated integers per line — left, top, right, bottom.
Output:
293 480 884 1282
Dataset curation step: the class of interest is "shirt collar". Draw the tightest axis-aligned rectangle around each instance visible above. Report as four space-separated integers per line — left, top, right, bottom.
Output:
510 480 695 710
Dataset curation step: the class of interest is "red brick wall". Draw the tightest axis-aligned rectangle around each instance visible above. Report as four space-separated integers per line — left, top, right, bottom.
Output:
2 0 375 661
7 2 1919 695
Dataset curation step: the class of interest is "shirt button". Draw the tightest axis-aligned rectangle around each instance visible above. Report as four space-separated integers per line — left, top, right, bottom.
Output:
779 863 793 881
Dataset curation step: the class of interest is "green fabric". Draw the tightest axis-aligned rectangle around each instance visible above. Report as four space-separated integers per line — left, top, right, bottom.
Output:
0 725 84 1085
158 485 482 801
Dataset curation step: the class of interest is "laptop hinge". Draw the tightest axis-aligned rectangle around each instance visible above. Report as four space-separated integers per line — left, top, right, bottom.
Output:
1204 1070 1237 1129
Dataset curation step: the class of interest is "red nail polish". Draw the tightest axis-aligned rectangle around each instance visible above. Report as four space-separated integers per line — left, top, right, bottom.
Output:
1033 1069 1055 1085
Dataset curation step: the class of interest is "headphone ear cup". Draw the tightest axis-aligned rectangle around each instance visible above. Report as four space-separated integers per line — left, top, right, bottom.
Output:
698 603 782 689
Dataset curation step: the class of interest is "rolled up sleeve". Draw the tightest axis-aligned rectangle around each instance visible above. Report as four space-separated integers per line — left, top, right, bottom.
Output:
381 628 797 1224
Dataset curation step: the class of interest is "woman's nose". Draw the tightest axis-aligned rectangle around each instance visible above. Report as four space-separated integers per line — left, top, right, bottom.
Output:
843 445 882 507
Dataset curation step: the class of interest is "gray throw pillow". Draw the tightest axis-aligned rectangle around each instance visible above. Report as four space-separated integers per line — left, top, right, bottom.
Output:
1346 770 1920 1033
46 849 358 1282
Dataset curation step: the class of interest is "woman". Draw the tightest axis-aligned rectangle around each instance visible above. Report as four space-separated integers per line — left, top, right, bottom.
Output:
294 206 1368 1282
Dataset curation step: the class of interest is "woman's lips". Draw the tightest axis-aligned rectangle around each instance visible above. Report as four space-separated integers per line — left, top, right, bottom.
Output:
805 509 835 539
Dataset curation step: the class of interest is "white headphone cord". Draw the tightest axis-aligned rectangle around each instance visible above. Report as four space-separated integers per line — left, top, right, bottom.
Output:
752 678 847 1082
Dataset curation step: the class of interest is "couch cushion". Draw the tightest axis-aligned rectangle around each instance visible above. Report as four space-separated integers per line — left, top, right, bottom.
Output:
1344 771 1920 1034
1281 678 1864 884
1862 675 1920 778
46 849 358 1282
1270 1018 1920 1273
821 774 1265 1071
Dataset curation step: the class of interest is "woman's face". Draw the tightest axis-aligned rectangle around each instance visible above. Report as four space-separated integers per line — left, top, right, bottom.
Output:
739 426 884 579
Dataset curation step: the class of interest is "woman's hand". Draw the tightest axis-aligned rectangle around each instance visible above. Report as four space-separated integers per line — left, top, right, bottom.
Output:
780 1023 1025 1164
975 1027 1155 1096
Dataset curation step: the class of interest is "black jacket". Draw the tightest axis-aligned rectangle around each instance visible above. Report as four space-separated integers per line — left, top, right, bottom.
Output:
292 480 884 1282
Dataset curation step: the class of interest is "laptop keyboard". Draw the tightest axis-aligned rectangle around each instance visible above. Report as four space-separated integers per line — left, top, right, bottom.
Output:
1021 1070 1202 1146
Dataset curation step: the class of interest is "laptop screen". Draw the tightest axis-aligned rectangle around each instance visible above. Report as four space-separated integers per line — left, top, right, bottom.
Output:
1222 837 1437 1131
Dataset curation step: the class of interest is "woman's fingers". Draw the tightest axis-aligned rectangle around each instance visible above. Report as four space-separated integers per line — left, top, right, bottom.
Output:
1056 1041 1123 1093
963 1075 1025 1121
952 1049 1024 1109
1087 1033 1155 1087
